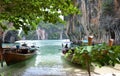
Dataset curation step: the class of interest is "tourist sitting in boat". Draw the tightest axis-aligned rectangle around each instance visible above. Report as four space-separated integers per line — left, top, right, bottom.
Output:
62 44 69 54
21 42 28 47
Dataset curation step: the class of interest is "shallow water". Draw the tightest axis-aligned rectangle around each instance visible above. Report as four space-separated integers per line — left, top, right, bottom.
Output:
0 40 81 76
0 40 120 76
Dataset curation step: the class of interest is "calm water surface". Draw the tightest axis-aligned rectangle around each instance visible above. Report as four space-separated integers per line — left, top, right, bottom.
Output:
0 40 88 76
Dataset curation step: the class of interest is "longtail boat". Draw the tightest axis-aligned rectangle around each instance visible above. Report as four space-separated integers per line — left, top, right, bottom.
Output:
3 48 37 65
2 43 37 65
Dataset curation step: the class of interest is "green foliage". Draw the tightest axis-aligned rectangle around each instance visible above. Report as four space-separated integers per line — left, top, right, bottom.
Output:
0 0 80 33
64 43 120 76
70 46 92 66
0 72 12 76
91 43 119 67
110 45 120 62
64 43 120 68
0 72 4 76
48 32 60 39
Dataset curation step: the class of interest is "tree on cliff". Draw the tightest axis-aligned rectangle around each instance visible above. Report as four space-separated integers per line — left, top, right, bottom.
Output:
0 0 79 34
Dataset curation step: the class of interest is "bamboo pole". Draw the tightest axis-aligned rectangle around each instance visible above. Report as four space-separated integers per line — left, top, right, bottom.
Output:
109 39 114 47
86 59 91 76
88 36 93 46
86 36 93 76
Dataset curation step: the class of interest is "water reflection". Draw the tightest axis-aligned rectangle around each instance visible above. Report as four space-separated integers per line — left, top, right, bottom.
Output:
0 55 36 76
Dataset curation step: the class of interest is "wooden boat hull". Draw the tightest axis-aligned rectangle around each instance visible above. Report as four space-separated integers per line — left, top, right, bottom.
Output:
3 51 36 65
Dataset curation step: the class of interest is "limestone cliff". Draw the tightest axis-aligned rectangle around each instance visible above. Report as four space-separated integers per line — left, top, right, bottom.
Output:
2 30 19 43
66 0 120 45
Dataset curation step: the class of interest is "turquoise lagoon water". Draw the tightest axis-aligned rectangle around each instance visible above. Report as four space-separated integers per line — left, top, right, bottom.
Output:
0 40 87 76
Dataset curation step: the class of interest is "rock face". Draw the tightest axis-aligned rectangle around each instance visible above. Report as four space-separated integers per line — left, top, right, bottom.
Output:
36 28 46 40
65 0 120 45
3 30 19 43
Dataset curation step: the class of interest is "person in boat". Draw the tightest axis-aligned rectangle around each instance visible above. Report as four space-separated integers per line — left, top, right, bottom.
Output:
21 42 28 47
19 42 30 54
65 43 68 48
62 44 69 54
